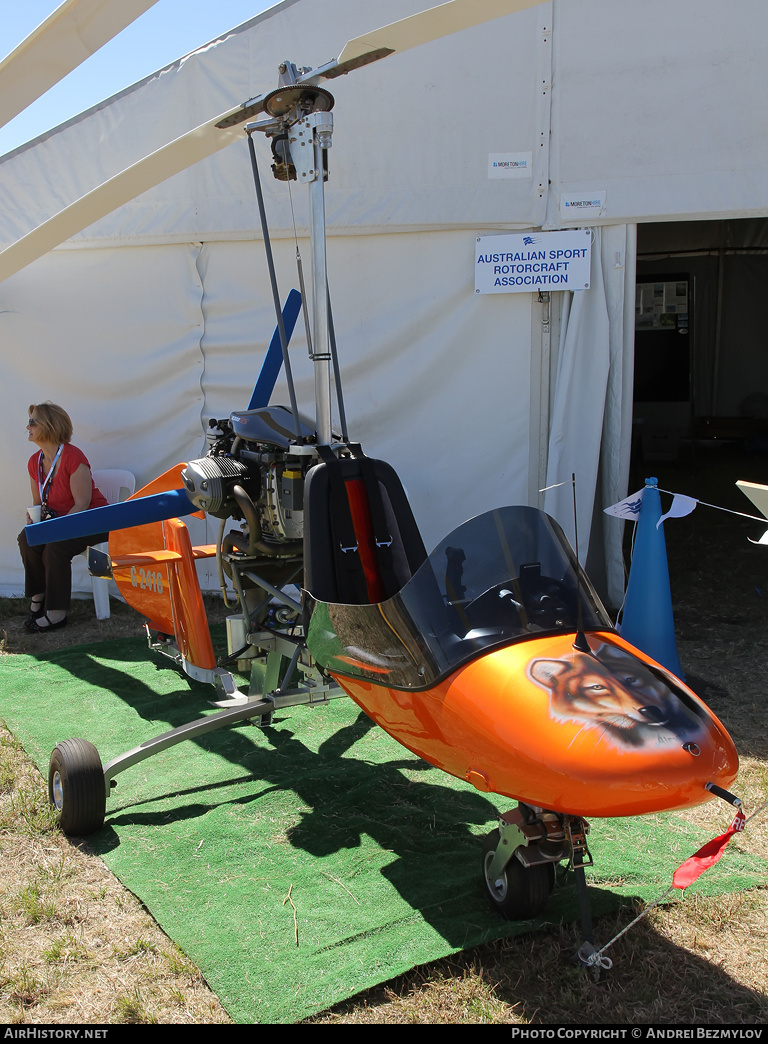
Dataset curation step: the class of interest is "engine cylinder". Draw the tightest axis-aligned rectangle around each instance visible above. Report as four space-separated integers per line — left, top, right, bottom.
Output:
181 457 254 517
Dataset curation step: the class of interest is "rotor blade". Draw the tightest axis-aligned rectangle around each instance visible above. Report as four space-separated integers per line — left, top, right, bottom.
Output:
0 0 544 285
0 94 267 284
0 0 160 130
329 0 546 77
24 488 195 547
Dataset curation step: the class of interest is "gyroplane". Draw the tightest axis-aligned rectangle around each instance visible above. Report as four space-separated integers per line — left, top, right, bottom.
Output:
12 0 739 959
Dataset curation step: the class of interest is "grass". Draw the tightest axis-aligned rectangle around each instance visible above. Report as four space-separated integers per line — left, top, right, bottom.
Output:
0 718 231 1025
0 630 766 1026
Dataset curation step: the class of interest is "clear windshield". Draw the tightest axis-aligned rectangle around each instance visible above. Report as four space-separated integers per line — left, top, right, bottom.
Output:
306 505 613 690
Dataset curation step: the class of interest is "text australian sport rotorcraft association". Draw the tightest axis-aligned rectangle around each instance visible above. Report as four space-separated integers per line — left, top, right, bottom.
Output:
476 246 589 286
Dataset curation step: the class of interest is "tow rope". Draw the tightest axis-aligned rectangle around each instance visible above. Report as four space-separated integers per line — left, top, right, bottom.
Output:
579 797 766 971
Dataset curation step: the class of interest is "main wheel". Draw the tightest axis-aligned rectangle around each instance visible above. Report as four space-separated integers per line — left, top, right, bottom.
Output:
481 828 555 920
48 738 106 836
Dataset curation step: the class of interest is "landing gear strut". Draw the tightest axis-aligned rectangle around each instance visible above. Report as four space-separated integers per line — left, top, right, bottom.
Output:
481 804 570 918
481 803 602 967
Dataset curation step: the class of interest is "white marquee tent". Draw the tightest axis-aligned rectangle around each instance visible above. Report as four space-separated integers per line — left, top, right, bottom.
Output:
1 0 766 607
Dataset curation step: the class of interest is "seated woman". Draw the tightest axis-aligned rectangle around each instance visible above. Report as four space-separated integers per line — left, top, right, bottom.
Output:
18 402 108 633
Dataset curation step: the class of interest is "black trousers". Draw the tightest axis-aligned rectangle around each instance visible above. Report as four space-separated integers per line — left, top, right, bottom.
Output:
18 529 109 612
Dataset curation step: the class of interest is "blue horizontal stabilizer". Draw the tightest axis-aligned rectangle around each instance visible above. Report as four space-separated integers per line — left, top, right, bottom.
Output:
25 488 195 547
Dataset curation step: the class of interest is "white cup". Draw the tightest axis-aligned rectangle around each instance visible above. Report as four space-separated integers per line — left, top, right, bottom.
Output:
26 505 41 524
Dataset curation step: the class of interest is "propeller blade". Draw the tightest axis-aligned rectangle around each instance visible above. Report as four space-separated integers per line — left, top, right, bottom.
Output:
0 0 160 131
248 288 303 410
0 92 268 284
24 488 195 547
329 0 545 77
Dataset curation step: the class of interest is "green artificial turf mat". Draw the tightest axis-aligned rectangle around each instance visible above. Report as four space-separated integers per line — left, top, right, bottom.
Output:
1 637 764 1022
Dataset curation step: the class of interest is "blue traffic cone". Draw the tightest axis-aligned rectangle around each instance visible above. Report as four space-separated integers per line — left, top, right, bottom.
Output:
619 477 684 678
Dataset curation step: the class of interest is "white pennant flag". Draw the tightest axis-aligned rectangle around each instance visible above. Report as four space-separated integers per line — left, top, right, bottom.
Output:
657 494 697 528
604 488 645 520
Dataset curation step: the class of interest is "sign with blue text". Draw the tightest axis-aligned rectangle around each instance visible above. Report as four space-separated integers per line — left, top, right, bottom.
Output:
475 229 592 295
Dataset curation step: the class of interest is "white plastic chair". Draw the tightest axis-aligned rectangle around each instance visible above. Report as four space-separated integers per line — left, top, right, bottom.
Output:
86 469 136 620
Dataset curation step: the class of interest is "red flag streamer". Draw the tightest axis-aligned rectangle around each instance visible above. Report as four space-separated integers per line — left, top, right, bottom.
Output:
581 802 763 970
672 810 746 891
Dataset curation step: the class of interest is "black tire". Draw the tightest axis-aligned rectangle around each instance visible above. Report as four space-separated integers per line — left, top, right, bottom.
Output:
481 828 554 920
48 738 106 836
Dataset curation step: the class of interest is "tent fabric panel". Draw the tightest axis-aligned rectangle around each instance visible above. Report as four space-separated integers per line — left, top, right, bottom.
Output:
2 0 768 251
549 0 768 226
193 231 534 559
554 171 768 229
0 243 207 596
544 230 611 560
0 229 533 599
543 225 635 607
599 223 637 608
194 239 300 419
0 35 255 246
0 0 547 250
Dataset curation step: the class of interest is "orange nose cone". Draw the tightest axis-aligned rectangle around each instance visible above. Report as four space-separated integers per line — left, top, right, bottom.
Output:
442 633 738 816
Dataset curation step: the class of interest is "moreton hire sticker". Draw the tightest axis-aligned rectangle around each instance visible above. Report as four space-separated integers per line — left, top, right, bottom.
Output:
488 152 532 179
475 229 592 295
560 191 607 219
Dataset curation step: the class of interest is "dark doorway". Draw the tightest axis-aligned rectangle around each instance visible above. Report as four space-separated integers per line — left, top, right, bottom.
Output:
635 273 691 403
633 218 768 485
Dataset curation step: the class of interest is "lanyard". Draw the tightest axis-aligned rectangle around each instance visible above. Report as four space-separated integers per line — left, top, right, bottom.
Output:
38 445 63 505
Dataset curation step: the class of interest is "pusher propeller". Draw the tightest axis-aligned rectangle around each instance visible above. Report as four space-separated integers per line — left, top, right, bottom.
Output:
24 488 195 547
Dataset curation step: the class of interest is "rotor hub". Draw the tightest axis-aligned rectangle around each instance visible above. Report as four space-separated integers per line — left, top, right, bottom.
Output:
263 84 334 120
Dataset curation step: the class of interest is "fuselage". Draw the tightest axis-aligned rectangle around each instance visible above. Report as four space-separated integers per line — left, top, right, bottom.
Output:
332 630 738 817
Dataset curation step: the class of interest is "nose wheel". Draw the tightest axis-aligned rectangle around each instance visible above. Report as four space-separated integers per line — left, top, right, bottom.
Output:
48 738 106 836
481 828 555 919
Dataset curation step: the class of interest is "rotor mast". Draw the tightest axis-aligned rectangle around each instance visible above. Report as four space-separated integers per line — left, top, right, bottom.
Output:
247 66 337 448
306 109 334 448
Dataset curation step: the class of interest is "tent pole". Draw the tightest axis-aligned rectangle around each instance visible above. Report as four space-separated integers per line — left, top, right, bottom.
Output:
712 248 724 416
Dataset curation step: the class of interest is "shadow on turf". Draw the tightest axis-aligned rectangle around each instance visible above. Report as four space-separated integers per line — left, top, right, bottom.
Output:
29 636 767 965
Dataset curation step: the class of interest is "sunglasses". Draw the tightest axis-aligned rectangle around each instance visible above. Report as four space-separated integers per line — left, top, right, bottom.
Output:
27 419 38 427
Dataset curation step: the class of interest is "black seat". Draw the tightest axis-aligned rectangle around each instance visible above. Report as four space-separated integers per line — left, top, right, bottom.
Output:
303 451 427 605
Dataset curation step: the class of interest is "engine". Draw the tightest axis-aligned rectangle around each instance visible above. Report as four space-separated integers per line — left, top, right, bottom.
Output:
180 407 311 555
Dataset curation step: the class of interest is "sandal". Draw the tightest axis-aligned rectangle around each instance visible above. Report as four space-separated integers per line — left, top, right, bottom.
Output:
24 613 67 634
27 596 45 623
